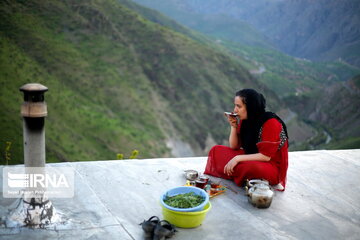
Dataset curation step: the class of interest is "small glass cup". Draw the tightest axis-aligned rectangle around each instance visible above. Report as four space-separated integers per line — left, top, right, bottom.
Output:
210 181 221 189
199 175 209 184
195 179 207 189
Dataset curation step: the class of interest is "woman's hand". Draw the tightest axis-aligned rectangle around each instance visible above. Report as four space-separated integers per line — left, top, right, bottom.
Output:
224 155 241 176
224 153 271 176
225 113 238 128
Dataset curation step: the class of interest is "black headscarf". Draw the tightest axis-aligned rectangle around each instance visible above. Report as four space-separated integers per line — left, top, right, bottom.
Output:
236 89 288 154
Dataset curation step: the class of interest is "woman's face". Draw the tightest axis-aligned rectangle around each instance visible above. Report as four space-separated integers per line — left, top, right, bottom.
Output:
233 96 248 120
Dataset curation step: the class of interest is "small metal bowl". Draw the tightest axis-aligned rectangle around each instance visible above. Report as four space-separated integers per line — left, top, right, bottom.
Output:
184 170 199 181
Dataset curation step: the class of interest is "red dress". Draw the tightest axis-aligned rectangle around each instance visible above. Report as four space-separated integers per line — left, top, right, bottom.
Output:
204 118 288 190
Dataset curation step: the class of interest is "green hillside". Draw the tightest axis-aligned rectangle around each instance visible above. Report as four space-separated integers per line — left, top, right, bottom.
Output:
222 41 360 97
0 0 287 164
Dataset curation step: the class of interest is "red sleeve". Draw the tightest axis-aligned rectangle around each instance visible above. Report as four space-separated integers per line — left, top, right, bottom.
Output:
256 118 282 158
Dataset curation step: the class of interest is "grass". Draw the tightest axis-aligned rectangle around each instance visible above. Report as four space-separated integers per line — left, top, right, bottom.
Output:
0 0 277 164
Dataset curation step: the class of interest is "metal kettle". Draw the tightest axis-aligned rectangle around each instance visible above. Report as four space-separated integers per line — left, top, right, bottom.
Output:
245 179 274 208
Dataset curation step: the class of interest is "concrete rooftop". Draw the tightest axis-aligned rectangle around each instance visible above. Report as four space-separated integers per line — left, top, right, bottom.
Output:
0 149 360 239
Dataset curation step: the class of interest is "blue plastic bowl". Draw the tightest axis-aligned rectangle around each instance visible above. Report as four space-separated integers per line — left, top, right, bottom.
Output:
160 186 209 212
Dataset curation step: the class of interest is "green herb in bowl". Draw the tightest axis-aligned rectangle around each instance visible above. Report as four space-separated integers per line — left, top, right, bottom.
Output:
164 192 205 209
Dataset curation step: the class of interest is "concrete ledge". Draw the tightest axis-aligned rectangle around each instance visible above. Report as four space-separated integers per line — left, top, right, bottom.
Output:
1 149 360 239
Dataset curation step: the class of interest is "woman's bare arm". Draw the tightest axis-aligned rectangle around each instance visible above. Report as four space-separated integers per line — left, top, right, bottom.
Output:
227 115 239 149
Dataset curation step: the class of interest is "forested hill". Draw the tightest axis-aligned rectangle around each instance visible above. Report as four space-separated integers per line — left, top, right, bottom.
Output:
0 0 295 164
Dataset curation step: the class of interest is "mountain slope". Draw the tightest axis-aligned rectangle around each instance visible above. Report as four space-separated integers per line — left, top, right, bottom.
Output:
132 0 360 97
0 0 292 164
222 40 360 97
284 75 360 149
131 0 360 150
244 0 360 67
133 0 360 68
131 0 275 49
119 0 324 149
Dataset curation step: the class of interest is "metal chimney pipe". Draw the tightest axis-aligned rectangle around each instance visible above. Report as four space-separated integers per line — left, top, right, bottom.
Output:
16 83 55 227
5 83 57 228
19 83 48 167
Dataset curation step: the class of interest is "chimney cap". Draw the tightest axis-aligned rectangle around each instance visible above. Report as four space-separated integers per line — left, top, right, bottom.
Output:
20 83 48 93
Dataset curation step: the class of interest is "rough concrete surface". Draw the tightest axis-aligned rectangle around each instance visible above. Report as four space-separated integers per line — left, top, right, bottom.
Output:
1 149 360 239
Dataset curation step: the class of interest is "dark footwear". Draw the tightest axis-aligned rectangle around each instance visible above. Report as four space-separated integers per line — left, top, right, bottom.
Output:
153 220 177 240
139 216 160 240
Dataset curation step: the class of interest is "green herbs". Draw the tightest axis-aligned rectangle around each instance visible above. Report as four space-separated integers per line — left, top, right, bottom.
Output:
164 192 205 208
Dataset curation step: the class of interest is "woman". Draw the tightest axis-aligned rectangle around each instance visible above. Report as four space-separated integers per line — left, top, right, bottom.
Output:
204 89 289 190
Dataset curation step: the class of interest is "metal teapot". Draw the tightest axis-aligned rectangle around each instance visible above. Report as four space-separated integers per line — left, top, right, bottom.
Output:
245 179 274 208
